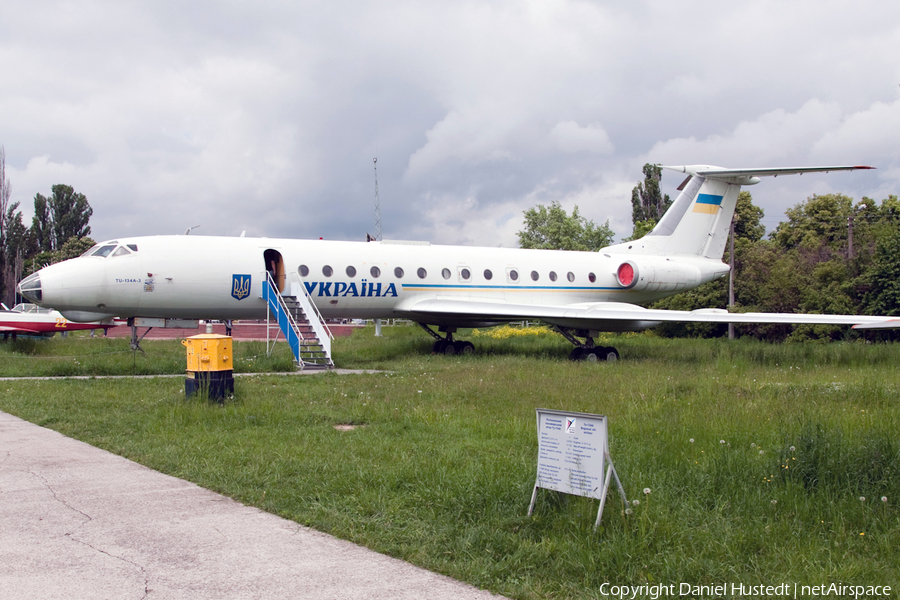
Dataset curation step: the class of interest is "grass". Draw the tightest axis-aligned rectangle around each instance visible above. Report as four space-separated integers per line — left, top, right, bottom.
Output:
1 325 898 598
0 331 296 376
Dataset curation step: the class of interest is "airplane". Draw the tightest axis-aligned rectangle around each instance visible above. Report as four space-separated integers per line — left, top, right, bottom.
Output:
16 164 899 361
0 302 115 339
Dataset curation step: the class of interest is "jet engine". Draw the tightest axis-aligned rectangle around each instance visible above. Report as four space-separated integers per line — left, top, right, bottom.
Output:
615 259 702 293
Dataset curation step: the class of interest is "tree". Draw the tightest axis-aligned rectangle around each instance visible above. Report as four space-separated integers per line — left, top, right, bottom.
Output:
31 193 53 253
55 236 95 262
770 193 854 252
861 224 900 317
629 163 671 240
2 201 30 306
49 184 92 249
517 201 614 251
0 146 10 303
29 184 92 253
734 191 765 242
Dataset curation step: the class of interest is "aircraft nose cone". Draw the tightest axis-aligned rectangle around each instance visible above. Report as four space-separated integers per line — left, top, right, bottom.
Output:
17 273 42 304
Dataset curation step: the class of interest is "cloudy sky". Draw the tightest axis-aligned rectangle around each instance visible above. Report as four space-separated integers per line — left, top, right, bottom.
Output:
2 0 898 247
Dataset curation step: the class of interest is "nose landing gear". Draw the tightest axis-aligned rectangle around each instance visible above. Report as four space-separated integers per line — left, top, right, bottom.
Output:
128 317 151 354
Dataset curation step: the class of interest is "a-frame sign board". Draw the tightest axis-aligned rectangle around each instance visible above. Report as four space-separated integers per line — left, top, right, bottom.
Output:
528 409 628 530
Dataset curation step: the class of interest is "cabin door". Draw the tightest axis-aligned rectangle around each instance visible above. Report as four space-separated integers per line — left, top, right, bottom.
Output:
263 249 285 293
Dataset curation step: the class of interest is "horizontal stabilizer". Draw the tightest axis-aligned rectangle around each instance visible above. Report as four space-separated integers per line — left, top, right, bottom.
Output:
662 164 875 186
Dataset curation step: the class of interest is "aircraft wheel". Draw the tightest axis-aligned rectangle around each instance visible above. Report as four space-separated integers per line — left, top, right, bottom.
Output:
569 347 585 361
603 347 620 362
455 341 475 355
442 341 457 355
584 350 599 363
433 340 447 354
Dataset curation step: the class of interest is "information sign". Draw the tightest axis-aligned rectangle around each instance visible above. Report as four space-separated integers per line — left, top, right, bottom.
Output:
528 409 627 529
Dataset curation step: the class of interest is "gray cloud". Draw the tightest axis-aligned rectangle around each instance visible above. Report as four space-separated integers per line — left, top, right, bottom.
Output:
2 0 898 247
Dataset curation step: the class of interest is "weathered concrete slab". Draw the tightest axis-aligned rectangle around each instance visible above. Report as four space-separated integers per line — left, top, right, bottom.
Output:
0 411 505 599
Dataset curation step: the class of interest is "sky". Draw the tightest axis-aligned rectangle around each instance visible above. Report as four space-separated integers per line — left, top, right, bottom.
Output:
1 0 899 248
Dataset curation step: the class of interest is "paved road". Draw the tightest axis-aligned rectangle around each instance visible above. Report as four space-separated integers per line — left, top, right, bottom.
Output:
0 411 505 599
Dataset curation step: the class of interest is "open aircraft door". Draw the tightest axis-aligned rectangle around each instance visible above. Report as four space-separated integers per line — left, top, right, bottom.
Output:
263 249 286 293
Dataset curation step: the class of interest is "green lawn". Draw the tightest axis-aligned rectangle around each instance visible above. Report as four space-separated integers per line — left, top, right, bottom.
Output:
1 326 897 599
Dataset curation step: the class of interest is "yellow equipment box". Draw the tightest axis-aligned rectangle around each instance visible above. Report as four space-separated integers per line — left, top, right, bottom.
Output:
182 334 233 372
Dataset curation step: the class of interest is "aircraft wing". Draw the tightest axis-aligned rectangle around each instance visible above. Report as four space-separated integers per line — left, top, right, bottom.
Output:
405 299 900 331
850 319 900 330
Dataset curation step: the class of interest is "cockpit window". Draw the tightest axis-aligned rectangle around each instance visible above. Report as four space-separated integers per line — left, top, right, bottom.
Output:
91 244 119 258
81 244 101 257
127 244 138 252
111 246 131 257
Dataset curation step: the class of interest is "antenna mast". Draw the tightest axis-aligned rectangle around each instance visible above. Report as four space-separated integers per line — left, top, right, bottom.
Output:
373 157 382 241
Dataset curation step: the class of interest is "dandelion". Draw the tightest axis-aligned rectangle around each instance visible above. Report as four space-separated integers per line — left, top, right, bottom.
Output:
759 450 764 455
720 440 725 445
632 499 640 506
689 438 694 443
625 508 633 515
643 488 651 495
860 497 866 502
882 496 888 503
771 500 777 505
789 446 796 452
751 443 756 449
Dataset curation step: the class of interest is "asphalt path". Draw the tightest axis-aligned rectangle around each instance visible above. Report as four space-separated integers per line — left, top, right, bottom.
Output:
0 411 506 599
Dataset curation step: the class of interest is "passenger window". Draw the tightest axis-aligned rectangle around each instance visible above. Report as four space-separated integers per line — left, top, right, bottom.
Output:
394 267 405 278
549 271 558 282
507 269 519 282
588 272 596 283
530 270 539 281
346 266 357 277
323 265 333 277
484 269 493 280
567 272 575 282
370 266 381 278
417 268 427 279
298 265 309 277
459 268 471 281
442 268 451 279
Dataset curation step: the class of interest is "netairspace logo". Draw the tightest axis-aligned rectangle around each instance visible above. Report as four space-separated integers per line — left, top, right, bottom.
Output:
598 582 892 600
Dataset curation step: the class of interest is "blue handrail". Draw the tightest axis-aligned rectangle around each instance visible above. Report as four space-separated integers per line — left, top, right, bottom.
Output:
262 275 301 362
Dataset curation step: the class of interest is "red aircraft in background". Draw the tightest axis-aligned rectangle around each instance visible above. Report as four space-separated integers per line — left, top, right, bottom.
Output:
0 303 116 339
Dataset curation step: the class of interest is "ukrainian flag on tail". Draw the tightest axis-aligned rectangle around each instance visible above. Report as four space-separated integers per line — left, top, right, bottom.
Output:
693 193 724 214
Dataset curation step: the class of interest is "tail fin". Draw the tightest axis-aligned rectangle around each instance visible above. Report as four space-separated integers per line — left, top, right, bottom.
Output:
606 164 874 260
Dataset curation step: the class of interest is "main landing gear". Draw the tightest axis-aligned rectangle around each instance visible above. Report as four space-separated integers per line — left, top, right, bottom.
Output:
554 327 620 362
418 324 475 356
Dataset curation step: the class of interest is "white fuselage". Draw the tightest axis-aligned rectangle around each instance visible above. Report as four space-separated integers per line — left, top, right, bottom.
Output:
26 235 729 330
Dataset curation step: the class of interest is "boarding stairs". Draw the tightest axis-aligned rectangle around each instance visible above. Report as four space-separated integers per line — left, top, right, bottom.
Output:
262 272 334 369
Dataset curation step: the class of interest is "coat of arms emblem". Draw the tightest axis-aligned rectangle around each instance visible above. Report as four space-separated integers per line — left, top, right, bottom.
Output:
231 274 251 300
